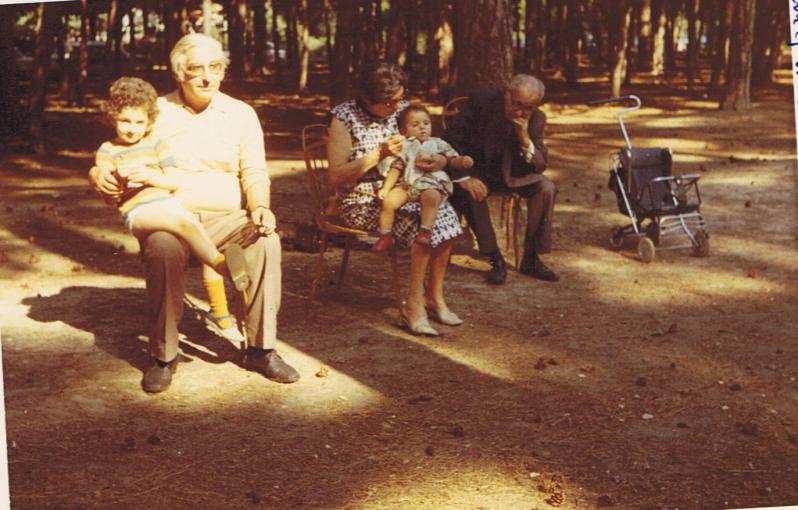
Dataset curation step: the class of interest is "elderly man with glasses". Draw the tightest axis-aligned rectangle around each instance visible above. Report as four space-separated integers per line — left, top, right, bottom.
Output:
89 33 299 392
443 74 559 285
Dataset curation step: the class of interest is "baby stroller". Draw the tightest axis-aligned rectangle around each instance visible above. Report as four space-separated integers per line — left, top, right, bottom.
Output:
588 95 709 262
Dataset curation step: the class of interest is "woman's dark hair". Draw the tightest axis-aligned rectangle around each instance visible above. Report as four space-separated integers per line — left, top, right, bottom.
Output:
358 61 407 105
397 104 430 130
103 76 159 125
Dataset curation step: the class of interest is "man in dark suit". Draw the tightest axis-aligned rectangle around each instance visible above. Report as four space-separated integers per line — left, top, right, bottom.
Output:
443 74 559 284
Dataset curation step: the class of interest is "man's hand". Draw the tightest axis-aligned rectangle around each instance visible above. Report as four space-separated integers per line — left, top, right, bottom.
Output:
510 116 531 148
415 153 446 173
458 177 488 202
88 165 123 203
251 206 277 236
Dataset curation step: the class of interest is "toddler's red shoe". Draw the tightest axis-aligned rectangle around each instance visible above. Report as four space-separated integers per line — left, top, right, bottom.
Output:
413 228 432 247
371 232 394 253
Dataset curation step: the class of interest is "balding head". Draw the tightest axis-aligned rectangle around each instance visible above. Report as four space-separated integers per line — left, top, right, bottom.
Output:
504 74 545 121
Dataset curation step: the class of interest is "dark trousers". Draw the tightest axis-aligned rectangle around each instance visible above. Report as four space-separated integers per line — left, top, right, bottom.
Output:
451 174 557 257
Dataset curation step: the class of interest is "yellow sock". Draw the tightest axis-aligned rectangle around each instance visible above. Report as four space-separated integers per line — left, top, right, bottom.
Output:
211 253 226 275
203 276 232 329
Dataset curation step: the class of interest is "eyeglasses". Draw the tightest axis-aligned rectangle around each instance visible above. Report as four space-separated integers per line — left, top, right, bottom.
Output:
185 61 225 78
506 91 539 113
382 96 404 109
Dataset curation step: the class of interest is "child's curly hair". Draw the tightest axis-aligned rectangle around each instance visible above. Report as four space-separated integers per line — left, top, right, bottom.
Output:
103 76 159 128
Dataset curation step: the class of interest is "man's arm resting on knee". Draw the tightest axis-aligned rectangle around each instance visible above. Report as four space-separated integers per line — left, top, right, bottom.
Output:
246 180 276 236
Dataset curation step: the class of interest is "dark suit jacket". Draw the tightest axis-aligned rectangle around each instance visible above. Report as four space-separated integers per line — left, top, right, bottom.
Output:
442 88 548 187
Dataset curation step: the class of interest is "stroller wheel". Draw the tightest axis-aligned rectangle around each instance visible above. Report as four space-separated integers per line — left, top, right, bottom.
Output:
609 228 625 250
637 237 656 263
692 230 710 257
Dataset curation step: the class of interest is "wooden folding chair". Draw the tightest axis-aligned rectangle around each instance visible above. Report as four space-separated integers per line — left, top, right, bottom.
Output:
301 124 402 308
441 98 523 269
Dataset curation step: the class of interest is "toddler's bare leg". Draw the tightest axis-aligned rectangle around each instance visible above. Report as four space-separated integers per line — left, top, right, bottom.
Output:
379 188 409 232
419 189 443 229
130 203 222 267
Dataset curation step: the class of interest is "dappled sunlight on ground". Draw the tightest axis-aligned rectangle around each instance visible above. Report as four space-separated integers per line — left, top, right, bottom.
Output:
1 74 796 509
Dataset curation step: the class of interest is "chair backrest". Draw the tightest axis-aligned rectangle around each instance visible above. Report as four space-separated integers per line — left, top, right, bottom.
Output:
441 96 468 131
301 124 334 226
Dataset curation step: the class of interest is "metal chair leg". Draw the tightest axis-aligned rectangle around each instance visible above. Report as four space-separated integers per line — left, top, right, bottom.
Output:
311 231 329 298
338 236 352 288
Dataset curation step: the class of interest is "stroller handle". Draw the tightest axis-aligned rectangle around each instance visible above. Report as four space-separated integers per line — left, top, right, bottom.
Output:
587 95 642 108
588 95 641 152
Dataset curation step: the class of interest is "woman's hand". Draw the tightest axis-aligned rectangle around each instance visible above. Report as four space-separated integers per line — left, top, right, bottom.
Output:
415 153 447 173
379 134 405 161
251 206 277 236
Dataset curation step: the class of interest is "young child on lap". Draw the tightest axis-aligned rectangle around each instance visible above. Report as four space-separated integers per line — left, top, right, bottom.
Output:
96 77 245 341
373 104 473 252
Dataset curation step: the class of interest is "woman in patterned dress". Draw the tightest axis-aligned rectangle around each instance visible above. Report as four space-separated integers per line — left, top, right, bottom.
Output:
327 61 463 336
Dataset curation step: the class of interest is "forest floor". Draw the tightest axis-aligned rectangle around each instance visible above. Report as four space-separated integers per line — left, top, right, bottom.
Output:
1 69 797 510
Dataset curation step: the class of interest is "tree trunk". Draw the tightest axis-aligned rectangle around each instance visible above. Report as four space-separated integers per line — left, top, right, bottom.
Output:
591 0 606 66
651 0 666 75
426 0 443 96
710 0 734 90
253 0 266 73
536 0 548 71
405 2 419 75
564 0 579 83
555 0 567 66
385 2 406 65
271 0 282 71
720 0 755 110
77 0 89 104
107 0 119 77
751 0 784 86
228 0 246 82
202 0 213 35
435 2 455 96
638 0 652 70
324 0 333 66
297 0 310 93
686 0 699 92
664 0 677 75
623 0 638 83
610 1 631 97
524 0 538 73
330 0 357 104
0 5 18 145
30 2 60 153
57 12 69 98
453 0 513 95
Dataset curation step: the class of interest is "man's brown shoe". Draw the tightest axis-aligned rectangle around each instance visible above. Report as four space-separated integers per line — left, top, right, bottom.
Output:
142 358 177 393
243 349 300 384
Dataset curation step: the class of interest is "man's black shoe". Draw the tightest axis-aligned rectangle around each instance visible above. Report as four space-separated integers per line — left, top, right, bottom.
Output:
142 358 177 393
519 253 560 282
486 253 507 285
244 348 300 384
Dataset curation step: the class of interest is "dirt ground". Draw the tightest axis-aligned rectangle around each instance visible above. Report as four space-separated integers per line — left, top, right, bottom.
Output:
1 70 797 510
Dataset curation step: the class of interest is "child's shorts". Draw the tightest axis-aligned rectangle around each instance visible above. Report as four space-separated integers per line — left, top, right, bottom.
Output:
407 172 453 201
123 196 187 233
